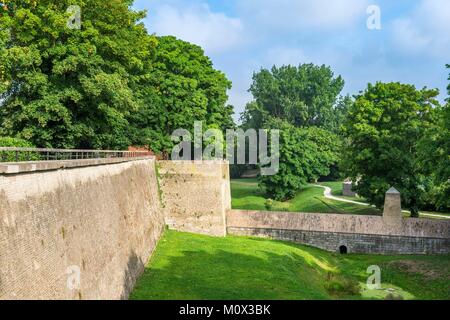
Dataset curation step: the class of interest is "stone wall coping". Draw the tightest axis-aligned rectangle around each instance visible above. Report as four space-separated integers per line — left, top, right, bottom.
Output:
227 210 450 239
157 160 230 165
0 156 154 174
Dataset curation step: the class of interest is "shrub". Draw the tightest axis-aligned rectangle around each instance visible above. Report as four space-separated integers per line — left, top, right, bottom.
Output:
324 273 360 297
0 137 38 162
0 137 34 147
264 199 274 211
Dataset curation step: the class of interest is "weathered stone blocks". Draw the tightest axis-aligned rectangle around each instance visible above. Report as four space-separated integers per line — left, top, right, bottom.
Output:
343 181 357 197
157 160 231 237
383 187 402 226
226 209 450 255
0 159 164 300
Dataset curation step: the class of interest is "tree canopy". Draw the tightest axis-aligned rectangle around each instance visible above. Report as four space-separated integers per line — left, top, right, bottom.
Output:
245 64 346 132
0 0 155 148
342 82 440 216
447 64 450 97
414 65 450 211
260 118 341 200
0 2 235 153
240 63 346 200
127 36 234 156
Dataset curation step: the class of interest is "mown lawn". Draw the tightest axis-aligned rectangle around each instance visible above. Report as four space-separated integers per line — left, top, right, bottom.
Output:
319 181 369 201
231 179 381 215
130 230 450 300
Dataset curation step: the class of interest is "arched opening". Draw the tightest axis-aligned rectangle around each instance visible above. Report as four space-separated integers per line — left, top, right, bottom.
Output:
339 245 348 254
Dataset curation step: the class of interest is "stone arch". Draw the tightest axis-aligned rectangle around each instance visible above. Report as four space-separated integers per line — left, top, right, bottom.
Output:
338 241 348 254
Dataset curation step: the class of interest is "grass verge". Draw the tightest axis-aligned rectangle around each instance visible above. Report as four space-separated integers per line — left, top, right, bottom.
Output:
231 179 380 215
130 230 450 300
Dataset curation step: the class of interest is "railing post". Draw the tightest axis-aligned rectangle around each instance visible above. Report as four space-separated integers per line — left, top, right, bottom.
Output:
0 147 151 164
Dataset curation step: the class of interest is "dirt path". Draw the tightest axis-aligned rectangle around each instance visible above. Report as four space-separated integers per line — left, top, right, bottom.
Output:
313 185 450 220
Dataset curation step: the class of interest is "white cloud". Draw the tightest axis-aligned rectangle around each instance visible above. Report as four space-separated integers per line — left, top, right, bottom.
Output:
132 0 450 116
391 19 432 52
263 47 309 66
391 0 450 57
237 0 370 31
149 3 244 54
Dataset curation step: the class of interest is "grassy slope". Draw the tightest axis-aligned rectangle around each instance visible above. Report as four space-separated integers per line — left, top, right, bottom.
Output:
231 179 381 215
319 181 368 201
130 230 450 300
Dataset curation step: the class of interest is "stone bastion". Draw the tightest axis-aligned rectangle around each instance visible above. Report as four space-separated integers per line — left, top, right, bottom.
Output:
1 159 449 300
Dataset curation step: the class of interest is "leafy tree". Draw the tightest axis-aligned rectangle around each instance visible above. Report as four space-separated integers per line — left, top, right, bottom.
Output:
0 136 34 147
416 106 450 211
0 0 155 149
241 63 346 192
415 66 450 211
330 95 353 134
448 64 450 96
342 82 440 217
128 36 234 157
246 64 345 131
240 101 267 131
260 118 341 200
0 136 38 161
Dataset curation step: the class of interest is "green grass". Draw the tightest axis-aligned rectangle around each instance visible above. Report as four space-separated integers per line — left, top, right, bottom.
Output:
231 179 450 219
319 181 369 201
231 179 381 215
130 230 450 300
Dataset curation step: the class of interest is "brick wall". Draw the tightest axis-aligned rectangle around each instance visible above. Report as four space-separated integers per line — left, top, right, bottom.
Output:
227 210 450 254
158 161 231 237
0 159 164 300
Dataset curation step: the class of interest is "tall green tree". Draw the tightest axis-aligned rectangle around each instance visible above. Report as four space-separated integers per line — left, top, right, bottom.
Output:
260 118 341 200
240 63 346 194
246 63 345 131
415 65 450 211
448 64 450 96
416 105 450 211
128 36 234 156
0 0 155 148
240 63 345 194
342 82 440 217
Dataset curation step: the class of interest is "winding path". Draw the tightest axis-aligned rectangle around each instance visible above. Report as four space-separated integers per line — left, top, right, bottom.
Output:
313 185 450 220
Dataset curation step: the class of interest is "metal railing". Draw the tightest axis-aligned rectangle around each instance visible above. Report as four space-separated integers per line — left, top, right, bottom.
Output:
0 147 153 163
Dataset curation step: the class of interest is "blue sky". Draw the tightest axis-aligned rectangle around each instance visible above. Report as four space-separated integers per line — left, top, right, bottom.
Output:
134 0 450 121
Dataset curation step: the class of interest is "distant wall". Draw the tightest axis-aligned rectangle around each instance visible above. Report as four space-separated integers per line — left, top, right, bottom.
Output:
342 182 357 197
227 210 450 254
0 158 164 300
158 161 231 237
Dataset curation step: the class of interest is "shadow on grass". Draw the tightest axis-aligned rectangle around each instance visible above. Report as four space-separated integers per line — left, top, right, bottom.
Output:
130 230 450 300
130 243 355 300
